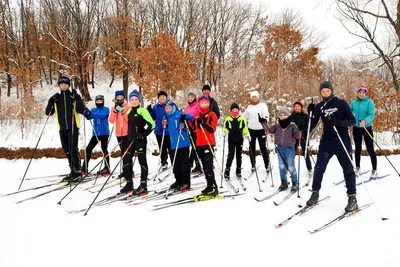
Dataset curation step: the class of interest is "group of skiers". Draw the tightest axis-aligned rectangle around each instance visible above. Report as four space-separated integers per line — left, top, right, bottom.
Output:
45 76 378 211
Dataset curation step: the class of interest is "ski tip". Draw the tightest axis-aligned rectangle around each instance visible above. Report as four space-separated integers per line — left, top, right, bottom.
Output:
308 230 318 234
57 201 61 205
275 224 283 228
298 204 303 208
273 202 279 206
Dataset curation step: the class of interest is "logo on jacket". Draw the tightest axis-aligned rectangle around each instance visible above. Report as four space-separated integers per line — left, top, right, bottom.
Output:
323 108 338 117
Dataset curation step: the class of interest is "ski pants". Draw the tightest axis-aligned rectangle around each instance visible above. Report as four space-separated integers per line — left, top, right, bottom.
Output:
249 129 270 169
225 139 243 172
353 126 377 170
170 146 191 185
198 146 216 187
59 128 80 172
122 138 148 185
83 135 110 170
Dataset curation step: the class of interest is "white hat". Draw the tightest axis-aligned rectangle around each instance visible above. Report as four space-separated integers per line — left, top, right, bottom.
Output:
250 91 259 99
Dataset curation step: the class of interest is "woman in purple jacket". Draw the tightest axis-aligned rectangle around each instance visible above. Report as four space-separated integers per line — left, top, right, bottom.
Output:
267 107 300 192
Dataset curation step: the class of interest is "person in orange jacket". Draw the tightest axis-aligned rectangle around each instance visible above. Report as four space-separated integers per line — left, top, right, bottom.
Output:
109 90 131 178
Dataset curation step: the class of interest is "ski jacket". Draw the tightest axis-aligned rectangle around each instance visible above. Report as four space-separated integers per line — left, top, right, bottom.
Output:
243 102 269 130
223 115 249 142
87 106 110 136
193 109 218 146
290 112 309 134
109 102 130 137
45 90 84 131
165 110 194 150
268 122 299 147
310 96 355 137
127 106 155 141
208 97 221 119
350 96 375 128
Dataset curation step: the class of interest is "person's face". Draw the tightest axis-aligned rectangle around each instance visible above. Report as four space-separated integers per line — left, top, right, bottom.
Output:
116 95 125 102
357 91 366 99
293 104 302 113
59 83 69 91
165 105 173 114
279 113 288 120
251 96 259 102
231 108 239 113
320 88 332 98
188 96 195 103
202 89 210 97
130 96 140 107
159 95 167 104
200 100 210 109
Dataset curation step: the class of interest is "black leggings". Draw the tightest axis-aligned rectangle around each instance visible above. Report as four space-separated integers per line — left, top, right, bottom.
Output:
249 129 270 169
353 126 377 170
84 135 109 169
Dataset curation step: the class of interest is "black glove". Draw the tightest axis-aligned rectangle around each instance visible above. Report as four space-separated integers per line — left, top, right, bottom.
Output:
307 103 315 113
51 93 60 102
196 117 203 126
134 133 144 140
328 116 341 127
147 104 152 113
258 113 267 124
181 113 187 123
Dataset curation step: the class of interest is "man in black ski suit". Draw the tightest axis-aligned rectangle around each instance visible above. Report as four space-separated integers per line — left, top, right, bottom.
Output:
306 81 357 212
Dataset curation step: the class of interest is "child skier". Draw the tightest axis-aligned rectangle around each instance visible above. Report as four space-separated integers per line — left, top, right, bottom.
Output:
108 90 130 178
120 90 155 195
223 103 250 179
45 76 85 182
81 95 110 176
191 96 219 196
164 100 194 191
267 107 299 192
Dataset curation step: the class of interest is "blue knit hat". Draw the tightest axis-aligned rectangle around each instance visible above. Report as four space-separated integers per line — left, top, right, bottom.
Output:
115 90 125 99
129 89 142 103
165 99 176 114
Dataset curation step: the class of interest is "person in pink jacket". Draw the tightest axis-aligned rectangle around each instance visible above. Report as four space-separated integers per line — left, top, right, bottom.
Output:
109 90 130 178
184 92 202 173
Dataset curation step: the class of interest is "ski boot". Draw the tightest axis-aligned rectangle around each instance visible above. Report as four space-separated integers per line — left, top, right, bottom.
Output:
306 190 319 206
355 167 360 176
344 194 358 212
224 168 230 180
176 184 190 191
251 166 256 173
118 172 125 179
62 172 72 182
120 182 133 194
370 170 378 179
161 163 168 171
290 182 298 192
236 168 242 179
70 170 83 183
191 163 202 174
278 180 288 191
201 183 218 197
133 181 148 196
97 167 110 176
169 181 180 190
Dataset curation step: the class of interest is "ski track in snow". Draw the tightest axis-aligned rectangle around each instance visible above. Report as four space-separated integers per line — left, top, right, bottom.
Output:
1 144 400 267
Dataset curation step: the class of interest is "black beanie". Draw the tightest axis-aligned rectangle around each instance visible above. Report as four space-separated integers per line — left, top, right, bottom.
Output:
319 81 334 93
202 84 211 91
230 103 239 111
157 91 167 98
58 76 71 86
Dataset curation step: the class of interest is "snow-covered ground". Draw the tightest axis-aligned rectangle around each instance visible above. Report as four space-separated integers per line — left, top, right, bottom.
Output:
1 140 400 267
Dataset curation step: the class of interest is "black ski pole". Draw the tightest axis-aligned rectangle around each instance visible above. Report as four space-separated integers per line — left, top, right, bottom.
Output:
18 115 50 191
84 140 134 216
220 135 226 188
296 132 301 198
247 139 263 192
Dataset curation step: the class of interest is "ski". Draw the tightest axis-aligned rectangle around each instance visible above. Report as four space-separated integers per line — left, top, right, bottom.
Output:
20 173 70 181
149 166 172 181
237 176 246 191
225 178 240 194
1 181 64 198
262 165 273 183
274 196 331 228
191 172 204 179
308 202 375 234
273 191 297 206
244 165 260 181
254 189 282 202
332 170 370 185
356 174 390 186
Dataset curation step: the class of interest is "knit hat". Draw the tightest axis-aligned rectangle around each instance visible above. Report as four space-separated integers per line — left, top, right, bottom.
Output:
357 86 368 95
202 84 211 91
250 91 259 98
58 76 70 86
115 90 125 99
279 107 290 117
129 89 142 103
198 95 210 103
157 90 168 98
319 81 334 93
95 95 104 102
230 103 239 111
165 99 176 114
188 92 197 98
293 99 303 108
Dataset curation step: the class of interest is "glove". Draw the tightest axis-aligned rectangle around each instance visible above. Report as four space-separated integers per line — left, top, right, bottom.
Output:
359 120 367 127
307 103 315 113
162 120 168 126
179 123 185 130
83 109 92 120
134 133 144 140
196 117 203 126
328 116 341 127
51 93 60 102
180 113 187 123
147 104 152 113
115 105 125 114
296 146 302 155
258 113 267 124
71 89 78 98
244 135 251 142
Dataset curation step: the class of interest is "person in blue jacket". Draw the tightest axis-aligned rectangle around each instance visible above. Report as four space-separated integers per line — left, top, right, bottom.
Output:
164 100 194 191
147 90 171 170
82 95 110 175
350 86 377 178
306 81 357 212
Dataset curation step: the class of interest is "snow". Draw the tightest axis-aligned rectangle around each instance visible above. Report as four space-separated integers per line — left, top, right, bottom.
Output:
1 134 400 267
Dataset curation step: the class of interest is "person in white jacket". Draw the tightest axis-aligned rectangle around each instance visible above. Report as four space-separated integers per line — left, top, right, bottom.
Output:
243 91 270 173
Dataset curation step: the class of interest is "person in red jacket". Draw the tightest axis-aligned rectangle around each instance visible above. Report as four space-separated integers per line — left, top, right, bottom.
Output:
192 95 219 196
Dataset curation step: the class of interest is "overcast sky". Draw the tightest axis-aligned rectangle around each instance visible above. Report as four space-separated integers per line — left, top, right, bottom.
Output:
249 0 369 60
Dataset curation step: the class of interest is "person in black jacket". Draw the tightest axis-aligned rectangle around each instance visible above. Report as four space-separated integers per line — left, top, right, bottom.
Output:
290 100 313 177
45 76 85 182
306 81 357 212
201 84 220 120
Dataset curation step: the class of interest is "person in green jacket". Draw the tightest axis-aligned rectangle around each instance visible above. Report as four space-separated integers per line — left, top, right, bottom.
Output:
349 86 378 178
223 103 250 179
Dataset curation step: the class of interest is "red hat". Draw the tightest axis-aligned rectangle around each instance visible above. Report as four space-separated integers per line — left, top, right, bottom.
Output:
357 86 368 95
293 99 303 108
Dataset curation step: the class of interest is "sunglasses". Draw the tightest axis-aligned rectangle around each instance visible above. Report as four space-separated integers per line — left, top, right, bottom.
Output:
357 88 368 94
59 78 70 84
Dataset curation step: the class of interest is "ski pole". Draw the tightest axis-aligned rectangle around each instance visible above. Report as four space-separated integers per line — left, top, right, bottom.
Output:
247 139 263 192
304 110 313 186
70 102 76 191
220 135 226 188
297 133 301 199
165 128 182 199
184 119 204 174
333 126 388 221
89 120 112 175
362 125 399 176
18 115 50 191
153 126 166 181
92 141 121 184
84 140 135 216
